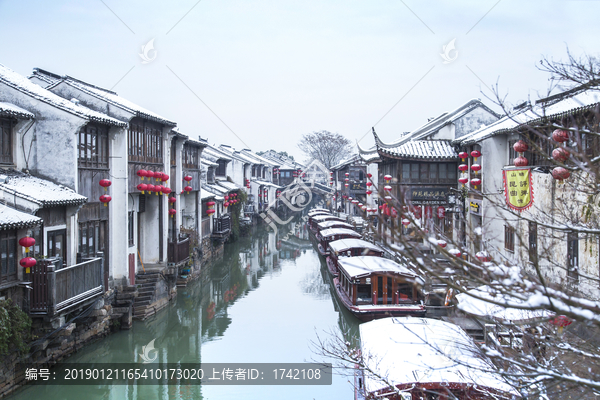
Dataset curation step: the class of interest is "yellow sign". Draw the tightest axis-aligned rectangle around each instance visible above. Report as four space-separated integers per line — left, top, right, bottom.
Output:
503 169 533 211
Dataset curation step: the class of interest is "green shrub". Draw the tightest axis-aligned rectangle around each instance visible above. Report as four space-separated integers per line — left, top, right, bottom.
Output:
0 299 32 355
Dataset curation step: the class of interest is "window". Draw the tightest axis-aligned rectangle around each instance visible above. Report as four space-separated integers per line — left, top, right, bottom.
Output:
567 232 579 281
0 117 14 165
47 229 66 263
78 221 106 259
216 160 227 177
529 221 538 266
78 123 109 168
170 140 177 166
400 162 456 183
504 225 514 252
182 145 200 169
0 230 17 283
128 120 163 164
128 212 134 247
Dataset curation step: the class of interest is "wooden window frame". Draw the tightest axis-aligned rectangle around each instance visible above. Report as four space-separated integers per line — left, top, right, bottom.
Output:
216 160 227 177
0 117 14 165
127 122 163 164
504 225 515 252
0 230 18 283
78 123 109 169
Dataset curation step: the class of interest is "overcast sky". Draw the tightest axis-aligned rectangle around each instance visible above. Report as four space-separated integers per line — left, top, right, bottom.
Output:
1 0 599 162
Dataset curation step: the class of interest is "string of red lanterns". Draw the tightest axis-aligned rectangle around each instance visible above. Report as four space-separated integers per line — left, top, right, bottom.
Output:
551 129 571 184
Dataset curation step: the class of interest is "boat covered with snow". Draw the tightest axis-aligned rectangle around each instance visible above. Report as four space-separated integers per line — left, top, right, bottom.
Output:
326 238 385 276
316 228 361 256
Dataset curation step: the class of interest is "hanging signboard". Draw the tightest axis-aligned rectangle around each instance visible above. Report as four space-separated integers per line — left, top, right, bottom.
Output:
470 200 481 215
408 187 449 205
502 168 534 211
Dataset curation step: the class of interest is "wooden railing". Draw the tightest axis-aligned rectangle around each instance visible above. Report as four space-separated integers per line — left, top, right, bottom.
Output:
213 215 231 233
30 255 104 315
168 237 190 265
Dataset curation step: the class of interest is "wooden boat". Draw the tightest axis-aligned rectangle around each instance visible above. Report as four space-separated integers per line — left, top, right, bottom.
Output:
333 256 426 321
326 238 385 277
316 220 354 233
355 317 518 400
309 214 345 235
316 228 361 256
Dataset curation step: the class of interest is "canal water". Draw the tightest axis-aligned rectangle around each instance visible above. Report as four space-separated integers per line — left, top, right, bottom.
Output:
8 221 360 400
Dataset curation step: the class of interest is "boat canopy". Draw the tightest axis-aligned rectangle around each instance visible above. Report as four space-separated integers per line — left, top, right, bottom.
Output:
317 220 353 230
328 238 384 254
319 228 361 239
311 214 344 223
337 256 419 280
359 317 516 396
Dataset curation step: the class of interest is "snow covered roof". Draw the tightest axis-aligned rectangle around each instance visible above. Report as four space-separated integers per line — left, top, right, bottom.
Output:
0 204 42 230
0 101 34 119
254 180 281 189
316 220 353 230
258 150 300 170
356 144 381 163
459 85 600 145
217 145 249 163
374 135 458 160
184 137 207 148
311 214 345 223
327 238 384 254
331 154 363 171
202 185 225 201
359 317 515 396
216 179 241 191
318 227 361 239
309 207 330 213
201 160 218 168
0 65 126 127
203 144 232 162
240 149 278 167
456 285 551 322
31 68 176 126
0 170 87 208
337 256 416 279
200 190 216 200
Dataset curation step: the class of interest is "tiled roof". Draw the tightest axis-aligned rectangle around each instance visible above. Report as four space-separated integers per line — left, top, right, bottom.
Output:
357 144 381 163
0 65 126 127
0 102 35 119
31 68 176 126
0 204 42 230
0 170 87 208
216 179 242 191
459 86 600 145
331 154 363 171
376 137 457 160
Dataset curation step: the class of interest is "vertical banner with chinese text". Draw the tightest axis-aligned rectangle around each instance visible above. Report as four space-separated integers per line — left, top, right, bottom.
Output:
502 168 534 211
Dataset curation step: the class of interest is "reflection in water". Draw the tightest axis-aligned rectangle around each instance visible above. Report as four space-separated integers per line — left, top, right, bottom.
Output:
7 222 359 400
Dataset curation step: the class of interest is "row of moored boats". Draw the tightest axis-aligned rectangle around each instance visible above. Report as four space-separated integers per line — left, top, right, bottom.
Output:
307 207 519 400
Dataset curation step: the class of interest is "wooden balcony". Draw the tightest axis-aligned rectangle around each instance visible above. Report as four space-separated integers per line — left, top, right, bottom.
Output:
212 215 231 240
168 236 190 266
30 255 104 315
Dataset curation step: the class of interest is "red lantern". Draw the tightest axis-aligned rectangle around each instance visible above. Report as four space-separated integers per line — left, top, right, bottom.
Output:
184 185 193 194
366 182 372 187
552 129 569 143
367 173 372 178
437 206 445 219
384 174 392 182
207 201 215 207
161 173 169 182
207 209 216 215
169 197 177 204
552 167 570 182
137 169 148 180
99 179 112 191
344 183 349 188
330 182 333 186
471 164 481 172
366 190 372 195
384 185 392 192
344 178 349 182
551 315 572 334
437 240 447 248
514 156 529 167
19 237 36 250
459 177 469 186
162 187 172 195
471 150 481 159
184 175 193 182
137 183 148 194
458 151 468 161
449 249 461 257
476 251 491 262
146 170 155 180
146 184 155 194
379 205 383 210
154 185 163 195
345 172 349 177
513 140 528 154
552 147 569 162
154 172 163 182
20 257 36 273
471 178 482 188
168 208 176 218
458 164 468 172
225 195 230 201
401 218 410 226
99 194 112 207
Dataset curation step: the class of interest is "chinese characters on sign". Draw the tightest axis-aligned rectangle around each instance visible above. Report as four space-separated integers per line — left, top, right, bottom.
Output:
503 168 533 211
409 187 449 205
